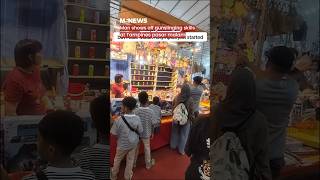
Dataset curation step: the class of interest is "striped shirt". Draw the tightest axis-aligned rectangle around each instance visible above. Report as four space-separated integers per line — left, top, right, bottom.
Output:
110 114 143 150
149 104 161 126
79 144 109 180
23 166 95 180
134 107 157 139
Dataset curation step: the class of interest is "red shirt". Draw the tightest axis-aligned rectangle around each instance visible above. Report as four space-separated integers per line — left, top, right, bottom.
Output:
2 67 46 115
111 83 124 98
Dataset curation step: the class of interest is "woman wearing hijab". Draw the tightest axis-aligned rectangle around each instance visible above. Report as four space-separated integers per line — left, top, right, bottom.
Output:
210 68 272 180
170 83 195 155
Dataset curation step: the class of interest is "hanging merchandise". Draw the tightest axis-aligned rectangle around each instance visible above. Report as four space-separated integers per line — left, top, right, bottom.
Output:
122 42 137 54
245 47 254 62
212 0 222 20
222 0 235 19
266 2 282 36
233 0 248 18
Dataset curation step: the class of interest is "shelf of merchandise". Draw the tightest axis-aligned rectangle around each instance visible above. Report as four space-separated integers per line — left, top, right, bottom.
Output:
131 74 154 77
133 85 154 88
158 71 173 73
157 81 172 83
156 86 173 88
131 68 156 72
65 1 108 90
132 80 154 82
130 62 177 92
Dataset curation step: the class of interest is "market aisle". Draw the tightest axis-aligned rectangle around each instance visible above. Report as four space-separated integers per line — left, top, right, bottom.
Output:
117 146 190 180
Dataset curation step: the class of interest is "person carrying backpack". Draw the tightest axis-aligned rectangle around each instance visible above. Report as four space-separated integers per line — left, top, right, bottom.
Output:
110 97 143 180
209 68 272 180
185 115 211 180
170 83 195 155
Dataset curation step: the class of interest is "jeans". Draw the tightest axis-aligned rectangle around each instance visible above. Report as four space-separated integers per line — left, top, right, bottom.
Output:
111 148 136 180
170 121 191 154
134 138 152 167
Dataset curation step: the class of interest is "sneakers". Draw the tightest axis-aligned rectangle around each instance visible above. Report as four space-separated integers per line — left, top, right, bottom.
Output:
146 158 156 170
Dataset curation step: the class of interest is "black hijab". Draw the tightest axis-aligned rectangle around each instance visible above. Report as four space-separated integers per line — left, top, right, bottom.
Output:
214 68 256 131
176 83 191 104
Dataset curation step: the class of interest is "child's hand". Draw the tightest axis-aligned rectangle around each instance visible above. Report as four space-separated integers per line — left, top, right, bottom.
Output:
1 165 10 180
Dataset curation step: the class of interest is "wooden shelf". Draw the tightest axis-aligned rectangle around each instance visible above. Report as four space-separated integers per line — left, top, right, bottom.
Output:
132 80 154 82
158 71 173 73
68 39 108 44
131 63 155 67
67 20 108 27
131 74 154 77
69 75 109 79
68 57 107 61
157 76 172 78
131 68 155 71
133 85 154 87
156 86 173 88
65 3 107 11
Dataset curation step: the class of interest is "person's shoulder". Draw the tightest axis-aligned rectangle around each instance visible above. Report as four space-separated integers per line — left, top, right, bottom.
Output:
4 68 23 82
146 107 155 113
125 114 140 120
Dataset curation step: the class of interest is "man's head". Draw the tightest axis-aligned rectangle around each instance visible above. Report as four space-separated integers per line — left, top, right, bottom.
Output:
122 96 137 113
37 110 84 162
14 39 43 69
193 76 203 86
115 74 123 84
152 96 160 106
90 95 109 136
265 46 295 74
138 91 149 105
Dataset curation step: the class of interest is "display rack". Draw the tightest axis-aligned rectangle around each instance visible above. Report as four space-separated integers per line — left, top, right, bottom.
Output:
130 62 176 91
65 1 109 90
